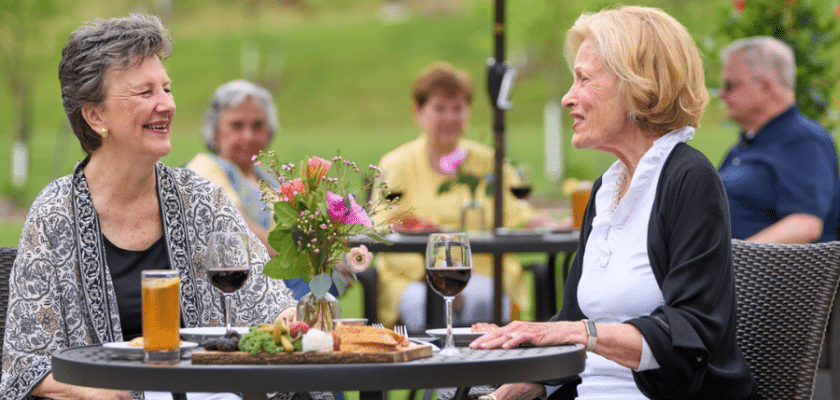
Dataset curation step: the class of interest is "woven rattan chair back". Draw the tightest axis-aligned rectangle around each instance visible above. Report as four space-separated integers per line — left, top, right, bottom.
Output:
731 239 840 400
0 247 17 380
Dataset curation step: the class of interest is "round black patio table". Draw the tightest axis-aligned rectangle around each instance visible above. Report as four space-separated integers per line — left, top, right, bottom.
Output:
52 344 586 400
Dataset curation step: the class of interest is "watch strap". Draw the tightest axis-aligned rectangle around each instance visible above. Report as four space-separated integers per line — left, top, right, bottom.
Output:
582 319 597 352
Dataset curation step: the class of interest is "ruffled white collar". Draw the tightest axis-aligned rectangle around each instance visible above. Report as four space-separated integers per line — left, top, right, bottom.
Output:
583 127 694 271
596 126 695 226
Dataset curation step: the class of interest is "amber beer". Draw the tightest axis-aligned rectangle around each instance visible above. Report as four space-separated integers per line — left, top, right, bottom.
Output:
142 270 181 364
572 182 594 229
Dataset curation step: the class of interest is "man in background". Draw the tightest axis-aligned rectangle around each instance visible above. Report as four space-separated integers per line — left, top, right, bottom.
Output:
718 36 840 243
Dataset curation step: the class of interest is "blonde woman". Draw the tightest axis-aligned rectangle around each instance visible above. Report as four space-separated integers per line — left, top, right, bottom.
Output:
471 6 759 400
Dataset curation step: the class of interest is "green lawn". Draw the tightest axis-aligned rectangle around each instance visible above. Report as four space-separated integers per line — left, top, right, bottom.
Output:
0 0 837 340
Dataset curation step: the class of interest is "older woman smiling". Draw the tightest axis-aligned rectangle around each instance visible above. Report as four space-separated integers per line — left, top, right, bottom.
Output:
2 15 299 400
470 6 759 400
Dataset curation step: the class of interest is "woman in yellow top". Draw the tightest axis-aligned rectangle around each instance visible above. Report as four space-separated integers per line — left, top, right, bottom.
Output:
372 61 553 331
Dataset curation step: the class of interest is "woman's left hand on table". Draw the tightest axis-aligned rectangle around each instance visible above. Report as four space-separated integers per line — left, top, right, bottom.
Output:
469 320 584 350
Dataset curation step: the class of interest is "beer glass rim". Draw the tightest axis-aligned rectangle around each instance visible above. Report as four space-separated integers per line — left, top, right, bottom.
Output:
142 269 179 278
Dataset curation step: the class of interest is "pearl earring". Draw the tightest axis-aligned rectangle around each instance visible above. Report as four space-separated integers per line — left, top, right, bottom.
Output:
101 128 109 138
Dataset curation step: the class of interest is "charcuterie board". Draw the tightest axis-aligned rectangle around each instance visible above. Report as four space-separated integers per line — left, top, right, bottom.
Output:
191 343 432 364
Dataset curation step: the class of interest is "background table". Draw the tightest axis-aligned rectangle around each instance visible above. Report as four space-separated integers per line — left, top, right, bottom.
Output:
52 344 586 400
349 230 579 323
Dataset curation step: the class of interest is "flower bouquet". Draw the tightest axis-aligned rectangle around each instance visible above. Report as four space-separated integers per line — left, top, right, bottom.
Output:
255 151 397 331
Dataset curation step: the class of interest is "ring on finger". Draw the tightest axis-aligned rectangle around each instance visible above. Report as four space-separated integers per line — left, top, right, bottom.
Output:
508 331 519 339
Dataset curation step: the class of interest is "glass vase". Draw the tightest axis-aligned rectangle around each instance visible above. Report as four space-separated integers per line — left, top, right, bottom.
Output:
296 292 342 332
460 200 486 232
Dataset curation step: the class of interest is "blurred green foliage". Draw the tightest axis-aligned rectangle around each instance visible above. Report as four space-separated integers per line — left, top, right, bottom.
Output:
711 0 840 128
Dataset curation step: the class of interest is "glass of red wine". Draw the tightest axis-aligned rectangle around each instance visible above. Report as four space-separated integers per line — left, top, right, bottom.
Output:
207 232 251 334
510 164 533 200
425 232 472 356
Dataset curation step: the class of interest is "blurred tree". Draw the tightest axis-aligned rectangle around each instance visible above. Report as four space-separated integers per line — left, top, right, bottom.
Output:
0 0 57 187
712 0 840 128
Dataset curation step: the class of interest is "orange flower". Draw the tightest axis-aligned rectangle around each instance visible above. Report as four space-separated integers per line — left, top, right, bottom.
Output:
279 179 306 203
835 3 840 18
785 0 797 5
734 0 746 12
307 156 332 180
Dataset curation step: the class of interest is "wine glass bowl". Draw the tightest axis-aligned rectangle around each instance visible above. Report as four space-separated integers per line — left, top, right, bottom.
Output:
207 232 251 334
510 164 533 200
425 232 472 356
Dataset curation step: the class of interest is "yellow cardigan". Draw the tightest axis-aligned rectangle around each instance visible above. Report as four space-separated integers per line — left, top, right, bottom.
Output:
372 134 533 327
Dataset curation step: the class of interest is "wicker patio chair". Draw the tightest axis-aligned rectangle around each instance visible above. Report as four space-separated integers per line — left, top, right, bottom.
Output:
0 247 17 379
731 239 840 400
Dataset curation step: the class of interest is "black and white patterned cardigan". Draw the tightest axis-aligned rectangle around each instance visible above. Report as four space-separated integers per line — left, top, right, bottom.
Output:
0 159 297 399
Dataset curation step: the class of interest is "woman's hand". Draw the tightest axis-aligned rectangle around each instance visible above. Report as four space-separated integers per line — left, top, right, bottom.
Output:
32 373 132 400
486 382 546 400
471 320 646 370
275 307 297 327
469 320 586 350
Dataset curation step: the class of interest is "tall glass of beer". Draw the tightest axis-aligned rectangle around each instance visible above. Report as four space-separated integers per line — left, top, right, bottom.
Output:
572 181 594 229
142 269 181 364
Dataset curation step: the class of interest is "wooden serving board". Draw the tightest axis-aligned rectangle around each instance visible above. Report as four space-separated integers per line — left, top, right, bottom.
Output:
191 343 432 364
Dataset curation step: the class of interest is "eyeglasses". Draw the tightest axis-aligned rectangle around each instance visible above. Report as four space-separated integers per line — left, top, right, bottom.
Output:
721 76 761 93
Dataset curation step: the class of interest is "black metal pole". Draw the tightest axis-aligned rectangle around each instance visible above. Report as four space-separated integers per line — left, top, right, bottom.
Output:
492 0 505 325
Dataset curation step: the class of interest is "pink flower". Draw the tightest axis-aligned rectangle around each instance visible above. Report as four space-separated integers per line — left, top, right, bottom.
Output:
733 0 746 11
308 156 332 179
835 4 840 17
347 245 373 273
279 179 306 204
326 191 372 227
439 147 467 174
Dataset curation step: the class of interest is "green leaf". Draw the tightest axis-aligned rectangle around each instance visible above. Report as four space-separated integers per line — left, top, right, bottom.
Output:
263 229 311 280
332 269 348 297
263 255 310 281
309 273 333 299
437 180 453 195
456 174 481 198
273 201 299 227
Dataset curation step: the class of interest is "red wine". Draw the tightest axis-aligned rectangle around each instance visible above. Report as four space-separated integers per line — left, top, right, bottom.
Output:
426 267 471 297
209 269 250 293
510 186 532 200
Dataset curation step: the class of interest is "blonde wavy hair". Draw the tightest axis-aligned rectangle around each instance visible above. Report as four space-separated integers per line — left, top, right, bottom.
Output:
564 6 709 137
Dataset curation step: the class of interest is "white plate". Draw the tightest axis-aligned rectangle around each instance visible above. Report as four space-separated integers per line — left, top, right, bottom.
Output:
103 341 198 360
425 327 484 347
180 327 249 342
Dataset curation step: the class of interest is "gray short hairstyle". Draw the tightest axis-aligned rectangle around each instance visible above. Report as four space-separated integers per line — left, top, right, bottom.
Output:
202 80 279 154
721 36 796 91
59 14 172 155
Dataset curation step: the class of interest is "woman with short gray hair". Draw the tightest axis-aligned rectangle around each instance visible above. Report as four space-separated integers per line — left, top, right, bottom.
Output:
3 15 299 399
186 80 321 300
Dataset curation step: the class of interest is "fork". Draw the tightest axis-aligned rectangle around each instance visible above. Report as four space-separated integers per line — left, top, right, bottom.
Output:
394 325 408 337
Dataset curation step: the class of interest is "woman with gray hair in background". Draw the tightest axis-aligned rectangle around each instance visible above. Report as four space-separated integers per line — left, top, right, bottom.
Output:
2 15 300 399
186 80 320 299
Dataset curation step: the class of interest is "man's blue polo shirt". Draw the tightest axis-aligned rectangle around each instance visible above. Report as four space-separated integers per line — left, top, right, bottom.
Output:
718 105 840 242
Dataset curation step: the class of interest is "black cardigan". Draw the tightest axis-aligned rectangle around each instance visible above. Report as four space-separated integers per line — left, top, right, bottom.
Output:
548 143 759 399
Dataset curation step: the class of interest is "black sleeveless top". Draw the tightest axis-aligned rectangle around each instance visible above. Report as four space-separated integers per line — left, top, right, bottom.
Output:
103 235 170 340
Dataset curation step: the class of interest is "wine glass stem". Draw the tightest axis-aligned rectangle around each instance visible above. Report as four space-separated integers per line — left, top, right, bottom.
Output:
224 294 232 334
444 296 455 352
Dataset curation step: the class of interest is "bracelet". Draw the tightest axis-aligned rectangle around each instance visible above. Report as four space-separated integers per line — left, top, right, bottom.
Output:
478 394 497 400
582 319 597 352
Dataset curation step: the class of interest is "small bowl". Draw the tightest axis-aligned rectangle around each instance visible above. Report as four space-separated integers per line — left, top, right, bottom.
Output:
334 318 368 327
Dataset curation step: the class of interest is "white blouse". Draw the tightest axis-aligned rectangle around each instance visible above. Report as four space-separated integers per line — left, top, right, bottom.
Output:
576 127 695 399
